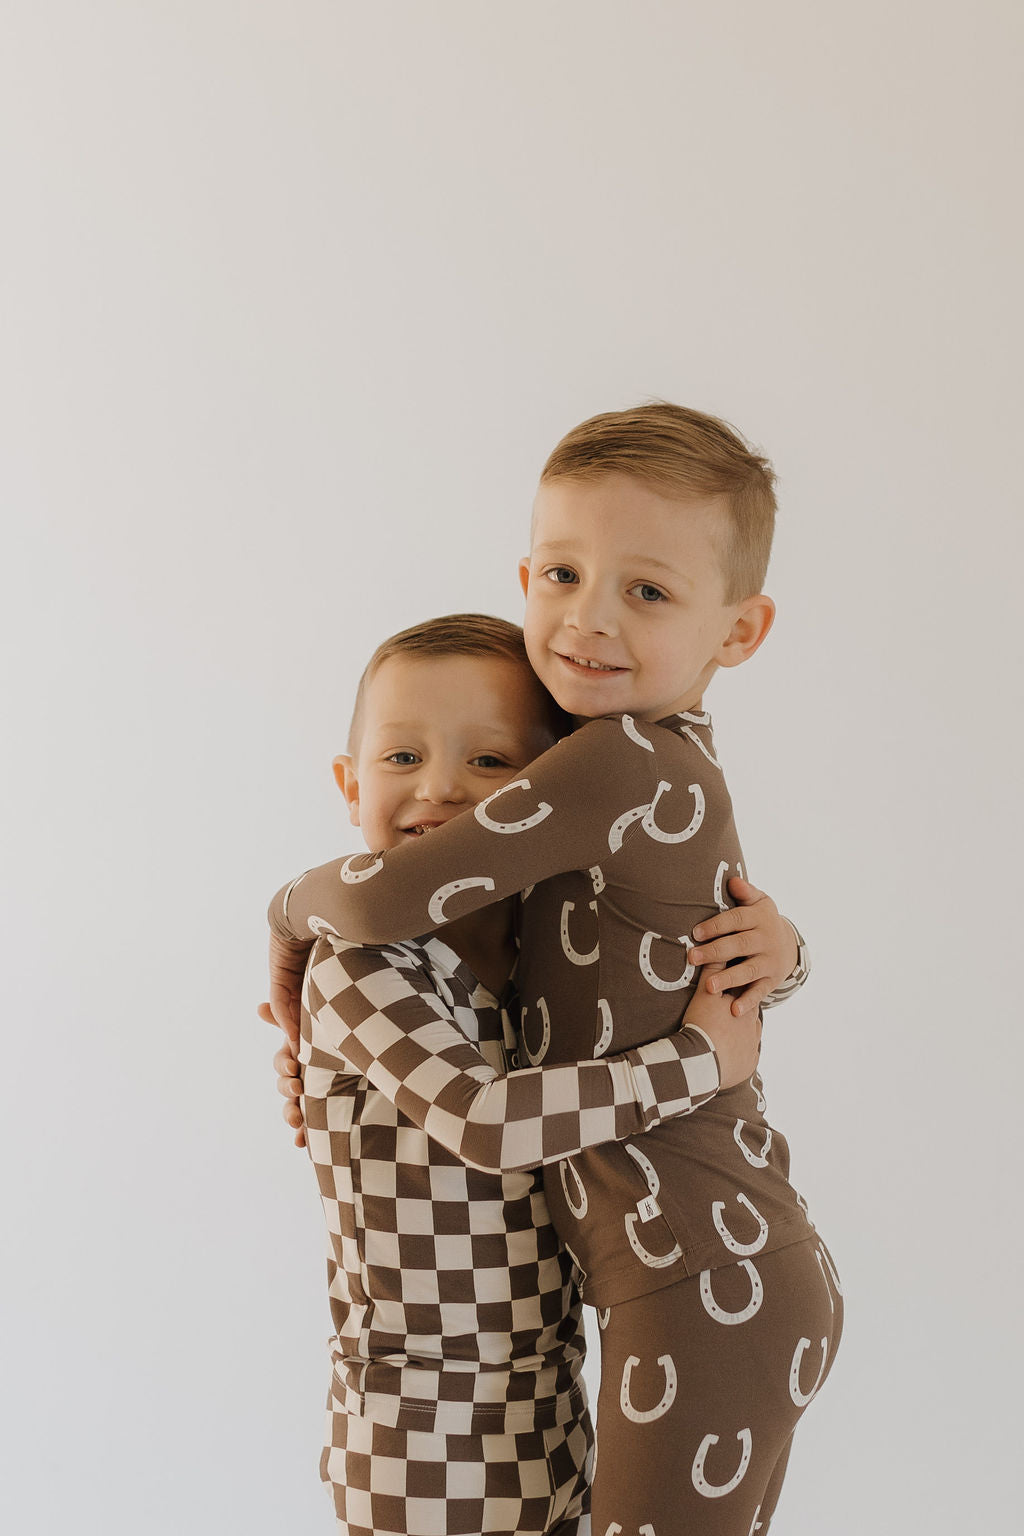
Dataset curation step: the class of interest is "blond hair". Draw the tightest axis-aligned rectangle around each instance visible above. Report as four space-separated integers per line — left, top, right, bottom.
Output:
348 613 568 749
540 403 777 601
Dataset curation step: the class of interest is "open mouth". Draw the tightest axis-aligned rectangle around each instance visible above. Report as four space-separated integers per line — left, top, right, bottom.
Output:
558 653 627 675
400 821 446 836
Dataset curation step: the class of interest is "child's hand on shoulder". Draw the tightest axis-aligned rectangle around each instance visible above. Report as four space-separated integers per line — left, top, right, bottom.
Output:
689 877 799 1016
681 963 762 1089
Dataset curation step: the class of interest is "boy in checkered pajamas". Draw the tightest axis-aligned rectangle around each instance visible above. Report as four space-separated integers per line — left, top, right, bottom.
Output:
268 405 839 1534
268 612 801 1535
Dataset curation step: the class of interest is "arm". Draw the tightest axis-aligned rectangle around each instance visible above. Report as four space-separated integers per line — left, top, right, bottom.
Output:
301 933 727 1174
270 717 656 946
690 877 811 1016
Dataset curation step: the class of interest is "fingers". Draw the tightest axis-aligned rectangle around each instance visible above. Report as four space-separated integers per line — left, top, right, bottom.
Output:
726 875 766 905
691 906 759 947
703 958 770 996
691 931 769 967
257 1002 276 1026
730 980 772 1017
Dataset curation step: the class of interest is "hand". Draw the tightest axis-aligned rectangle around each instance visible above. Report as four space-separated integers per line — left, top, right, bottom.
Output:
258 1000 306 1148
267 931 313 1049
682 963 762 1089
689 877 799 1017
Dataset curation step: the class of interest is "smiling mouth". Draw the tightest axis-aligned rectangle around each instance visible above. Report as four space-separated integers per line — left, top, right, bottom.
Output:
401 821 446 836
558 653 627 674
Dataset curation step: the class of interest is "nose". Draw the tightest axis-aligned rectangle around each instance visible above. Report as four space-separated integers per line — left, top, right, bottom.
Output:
413 759 470 806
566 580 618 638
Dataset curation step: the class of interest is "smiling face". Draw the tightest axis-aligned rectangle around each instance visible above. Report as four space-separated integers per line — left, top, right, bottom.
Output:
519 473 775 722
335 653 559 851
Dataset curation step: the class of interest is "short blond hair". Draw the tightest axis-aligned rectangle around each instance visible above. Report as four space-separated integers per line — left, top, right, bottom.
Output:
540 403 777 601
348 613 568 749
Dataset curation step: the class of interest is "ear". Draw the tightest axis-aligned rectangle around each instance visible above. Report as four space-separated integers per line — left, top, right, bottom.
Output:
332 755 360 827
518 556 531 597
716 594 776 669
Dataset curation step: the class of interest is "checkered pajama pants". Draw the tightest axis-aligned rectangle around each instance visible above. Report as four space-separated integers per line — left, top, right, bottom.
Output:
321 1393 594 1536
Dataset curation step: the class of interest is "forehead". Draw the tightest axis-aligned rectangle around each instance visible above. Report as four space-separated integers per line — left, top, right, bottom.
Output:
532 473 729 571
361 653 544 736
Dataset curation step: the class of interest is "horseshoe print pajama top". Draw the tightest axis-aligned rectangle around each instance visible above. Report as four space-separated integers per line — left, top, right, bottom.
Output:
273 711 841 1533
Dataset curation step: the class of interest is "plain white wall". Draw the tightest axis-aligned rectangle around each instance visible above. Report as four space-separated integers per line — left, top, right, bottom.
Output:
3 2 1022 1531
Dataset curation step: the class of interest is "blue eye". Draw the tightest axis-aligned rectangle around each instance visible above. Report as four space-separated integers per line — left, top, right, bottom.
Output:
545 566 578 585
633 583 666 603
386 751 419 765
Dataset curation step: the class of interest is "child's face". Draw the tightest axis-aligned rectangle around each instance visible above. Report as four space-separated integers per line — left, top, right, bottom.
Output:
335 654 558 851
519 473 773 721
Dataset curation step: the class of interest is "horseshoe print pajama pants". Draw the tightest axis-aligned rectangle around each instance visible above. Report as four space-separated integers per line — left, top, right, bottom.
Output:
591 1237 843 1535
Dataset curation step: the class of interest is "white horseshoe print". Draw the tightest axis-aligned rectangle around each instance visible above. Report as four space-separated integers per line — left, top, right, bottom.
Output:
789 1336 829 1407
520 884 535 901
711 1193 769 1257
816 1250 835 1313
713 860 730 911
699 1260 764 1325
642 780 706 845
427 876 496 926
639 932 695 991
625 1212 682 1269
306 914 341 938
748 1507 764 1536
522 997 551 1064
691 1428 753 1499
818 1243 843 1294
594 999 614 1057
559 1157 588 1219
679 724 723 769
750 1072 767 1113
473 778 553 834
619 1353 678 1424
639 1527 657 1536
589 865 606 895
621 713 655 752
679 708 711 725
561 900 600 966
608 798 651 854
733 1118 773 1168
625 1141 661 1198
597 1306 611 1331
339 852 384 884
603 1526 622 1536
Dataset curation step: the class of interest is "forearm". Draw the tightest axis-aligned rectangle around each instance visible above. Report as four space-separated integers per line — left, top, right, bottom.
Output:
269 721 654 945
407 1028 720 1174
305 937 719 1175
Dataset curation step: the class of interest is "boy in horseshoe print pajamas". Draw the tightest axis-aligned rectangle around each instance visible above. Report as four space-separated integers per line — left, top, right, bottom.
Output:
269 614 798 1536
269 406 842 1533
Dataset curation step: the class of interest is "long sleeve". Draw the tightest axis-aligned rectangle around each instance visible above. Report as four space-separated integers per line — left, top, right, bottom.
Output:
301 934 720 1174
271 716 658 946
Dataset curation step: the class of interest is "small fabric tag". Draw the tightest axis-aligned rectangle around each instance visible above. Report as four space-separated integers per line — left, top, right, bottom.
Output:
637 1195 661 1222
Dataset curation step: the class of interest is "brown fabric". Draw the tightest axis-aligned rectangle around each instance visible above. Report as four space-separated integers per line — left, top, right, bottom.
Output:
272 711 817 1308
591 1238 844 1535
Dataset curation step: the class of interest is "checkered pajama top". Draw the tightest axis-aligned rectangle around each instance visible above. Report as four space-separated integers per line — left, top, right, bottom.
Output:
300 930 719 1433
277 711 816 1311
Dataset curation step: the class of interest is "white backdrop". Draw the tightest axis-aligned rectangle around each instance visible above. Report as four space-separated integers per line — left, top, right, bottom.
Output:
3 3 1022 1532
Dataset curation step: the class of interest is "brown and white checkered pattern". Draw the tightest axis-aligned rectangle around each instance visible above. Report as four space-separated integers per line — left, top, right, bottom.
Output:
302 932 714 1437
321 1389 594 1536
